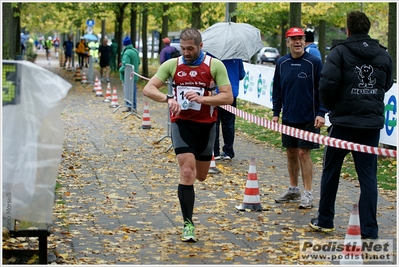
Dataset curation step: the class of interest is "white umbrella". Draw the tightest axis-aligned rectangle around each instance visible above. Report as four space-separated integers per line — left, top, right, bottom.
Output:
201 22 264 61
83 33 98 41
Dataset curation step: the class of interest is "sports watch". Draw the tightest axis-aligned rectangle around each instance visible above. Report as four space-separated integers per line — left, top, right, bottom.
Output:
165 94 174 102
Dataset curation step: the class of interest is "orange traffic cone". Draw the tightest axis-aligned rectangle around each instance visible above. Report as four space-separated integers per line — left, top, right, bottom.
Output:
81 72 88 84
93 76 100 92
208 153 220 174
75 66 81 81
141 102 151 129
340 204 363 265
109 87 119 108
235 158 263 211
103 82 112 102
95 81 103 97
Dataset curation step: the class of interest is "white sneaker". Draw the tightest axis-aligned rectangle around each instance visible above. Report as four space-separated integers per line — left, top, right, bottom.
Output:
299 191 314 209
221 152 232 160
275 188 301 203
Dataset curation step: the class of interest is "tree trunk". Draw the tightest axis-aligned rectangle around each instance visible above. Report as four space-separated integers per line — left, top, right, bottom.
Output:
115 4 127 65
388 2 397 81
280 18 288 56
161 4 169 52
319 20 326 64
289 2 301 28
191 3 201 29
228 3 237 23
101 19 106 42
2 3 13 59
130 3 137 48
142 7 148 78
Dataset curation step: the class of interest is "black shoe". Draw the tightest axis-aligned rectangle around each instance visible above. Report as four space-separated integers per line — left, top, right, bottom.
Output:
309 218 335 232
122 108 131 113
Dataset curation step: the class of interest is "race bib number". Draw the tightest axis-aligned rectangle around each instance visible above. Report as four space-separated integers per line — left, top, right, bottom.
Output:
176 86 204 111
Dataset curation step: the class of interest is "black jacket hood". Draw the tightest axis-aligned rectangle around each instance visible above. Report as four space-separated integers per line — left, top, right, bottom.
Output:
332 34 387 61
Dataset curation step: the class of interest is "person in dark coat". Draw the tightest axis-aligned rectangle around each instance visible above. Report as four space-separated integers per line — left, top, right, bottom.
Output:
309 11 394 239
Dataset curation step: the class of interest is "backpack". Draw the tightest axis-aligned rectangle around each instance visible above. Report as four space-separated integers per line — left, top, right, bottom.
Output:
165 47 181 61
76 41 86 53
170 48 181 58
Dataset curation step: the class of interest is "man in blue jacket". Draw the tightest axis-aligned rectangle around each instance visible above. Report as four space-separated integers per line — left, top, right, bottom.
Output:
304 29 322 60
272 27 327 209
214 59 246 160
310 11 393 239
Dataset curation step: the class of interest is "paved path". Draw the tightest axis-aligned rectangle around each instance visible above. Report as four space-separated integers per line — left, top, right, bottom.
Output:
34 51 396 265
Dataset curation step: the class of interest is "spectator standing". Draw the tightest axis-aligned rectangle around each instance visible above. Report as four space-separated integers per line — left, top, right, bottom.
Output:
63 35 74 69
98 37 112 83
75 37 88 69
143 28 233 242
272 27 327 209
309 11 394 239
159 37 178 64
304 29 322 60
53 36 61 58
214 58 246 160
119 37 140 112
110 38 118 71
44 36 53 64
34 39 39 52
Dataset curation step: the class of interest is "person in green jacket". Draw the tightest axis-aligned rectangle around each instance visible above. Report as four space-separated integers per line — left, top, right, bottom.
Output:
110 38 118 72
119 37 140 112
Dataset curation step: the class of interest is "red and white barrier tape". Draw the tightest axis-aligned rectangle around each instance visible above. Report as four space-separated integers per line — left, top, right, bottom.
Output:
134 72 150 81
134 71 172 85
221 105 397 158
136 70 395 157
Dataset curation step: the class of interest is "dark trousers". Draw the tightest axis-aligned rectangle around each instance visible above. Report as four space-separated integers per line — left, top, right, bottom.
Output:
317 125 380 238
214 97 236 158
110 55 117 71
77 53 85 68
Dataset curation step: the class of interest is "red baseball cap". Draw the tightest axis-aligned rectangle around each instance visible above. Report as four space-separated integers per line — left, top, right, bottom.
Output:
285 27 306 38
162 37 171 44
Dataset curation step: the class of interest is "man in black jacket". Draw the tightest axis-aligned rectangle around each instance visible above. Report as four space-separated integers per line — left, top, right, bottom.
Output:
309 11 394 239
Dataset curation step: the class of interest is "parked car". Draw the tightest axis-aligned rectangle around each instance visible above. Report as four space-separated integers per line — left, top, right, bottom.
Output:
257 47 280 65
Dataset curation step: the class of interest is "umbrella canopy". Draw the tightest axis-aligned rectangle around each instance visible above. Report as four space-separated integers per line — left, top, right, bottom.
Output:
201 22 264 61
83 33 98 41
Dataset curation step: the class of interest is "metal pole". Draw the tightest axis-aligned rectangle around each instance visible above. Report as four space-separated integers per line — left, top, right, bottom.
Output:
225 3 229 22
155 78 173 152
88 55 94 85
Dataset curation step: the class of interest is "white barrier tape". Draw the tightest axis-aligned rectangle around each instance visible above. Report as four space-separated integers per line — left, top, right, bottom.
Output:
221 105 396 158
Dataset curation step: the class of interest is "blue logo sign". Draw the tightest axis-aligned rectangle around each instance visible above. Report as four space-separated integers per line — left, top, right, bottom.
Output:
86 19 95 27
384 95 397 136
243 71 249 94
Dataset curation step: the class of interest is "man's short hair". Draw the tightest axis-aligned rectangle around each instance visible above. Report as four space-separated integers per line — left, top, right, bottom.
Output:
347 11 370 34
180 28 202 45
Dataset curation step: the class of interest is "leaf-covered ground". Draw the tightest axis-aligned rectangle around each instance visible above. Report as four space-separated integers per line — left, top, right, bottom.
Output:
3 52 397 265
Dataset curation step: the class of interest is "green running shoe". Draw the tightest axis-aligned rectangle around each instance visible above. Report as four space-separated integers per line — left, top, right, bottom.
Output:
181 220 197 242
